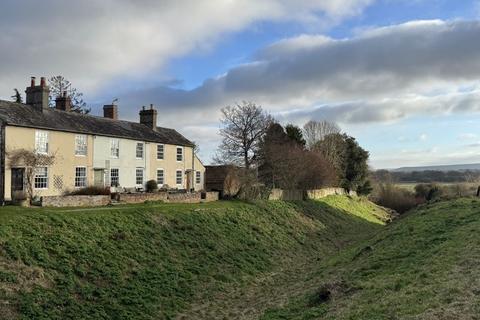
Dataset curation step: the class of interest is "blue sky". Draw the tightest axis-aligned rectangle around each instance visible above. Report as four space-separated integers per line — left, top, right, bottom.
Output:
1 0 480 168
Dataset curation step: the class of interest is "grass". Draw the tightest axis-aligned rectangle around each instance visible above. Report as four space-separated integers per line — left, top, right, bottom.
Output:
261 198 480 319
0 196 388 320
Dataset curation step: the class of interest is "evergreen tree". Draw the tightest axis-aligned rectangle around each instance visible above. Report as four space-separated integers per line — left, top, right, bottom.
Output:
285 124 306 147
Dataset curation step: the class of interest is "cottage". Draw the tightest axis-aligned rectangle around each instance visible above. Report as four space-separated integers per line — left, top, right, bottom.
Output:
0 77 205 202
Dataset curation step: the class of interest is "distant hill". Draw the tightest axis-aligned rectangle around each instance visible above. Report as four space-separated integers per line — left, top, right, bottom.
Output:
393 163 480 172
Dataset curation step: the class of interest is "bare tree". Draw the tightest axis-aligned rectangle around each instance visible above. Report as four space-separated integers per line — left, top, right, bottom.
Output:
48 75 91 114
7 149 56 203
303 120 340 150
215 102 273 169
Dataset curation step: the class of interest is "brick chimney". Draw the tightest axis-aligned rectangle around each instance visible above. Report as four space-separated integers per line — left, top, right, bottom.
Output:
55 91 71 112
103 104 118 120
139 104 157 131
25 76 50 112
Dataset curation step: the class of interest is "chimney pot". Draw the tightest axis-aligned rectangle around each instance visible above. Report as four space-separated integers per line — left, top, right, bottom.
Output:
26 76 49 112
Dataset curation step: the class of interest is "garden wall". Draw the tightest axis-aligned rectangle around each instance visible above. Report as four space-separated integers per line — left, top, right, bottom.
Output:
42 195 111 207
116 192 168 204
203 191 220 202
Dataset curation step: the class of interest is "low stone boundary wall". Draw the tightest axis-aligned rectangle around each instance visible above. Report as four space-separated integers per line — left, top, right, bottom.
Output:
306 188 347 199
42 195 111 207
268 189 304 201
116 192 168 204
268 187 355 201
167 192 202 203
202 191 219 202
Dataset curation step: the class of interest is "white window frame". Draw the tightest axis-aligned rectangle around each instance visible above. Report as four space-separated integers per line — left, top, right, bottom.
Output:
176 169 183 186
196 171 202 184
110 139 120 158
136 142 144 159
74 166 87 188
35 130 49 154
34 167 48 189
176 146 183 162
110 168 119 187
157 144 164 160
136 168 144 186
157 168 165 186
75 134 87 156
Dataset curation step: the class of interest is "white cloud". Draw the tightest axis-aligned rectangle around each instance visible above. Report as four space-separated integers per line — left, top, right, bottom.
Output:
419 133 428 142
0 0 373 99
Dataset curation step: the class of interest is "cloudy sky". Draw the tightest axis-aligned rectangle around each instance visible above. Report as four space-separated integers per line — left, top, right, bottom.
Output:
1 0 480 168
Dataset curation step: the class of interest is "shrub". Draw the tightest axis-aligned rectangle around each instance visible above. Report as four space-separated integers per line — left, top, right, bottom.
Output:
146 180 158 193
371 183 417 214
415 183 443 201
68 186 111 196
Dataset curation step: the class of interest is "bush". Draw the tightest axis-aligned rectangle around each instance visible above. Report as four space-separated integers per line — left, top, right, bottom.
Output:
371 183 418 214
68 186 111 196
146 180 158 193
415 183 443 201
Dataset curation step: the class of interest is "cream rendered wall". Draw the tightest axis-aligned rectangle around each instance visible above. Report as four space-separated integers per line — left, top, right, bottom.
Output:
4 126 93 200
93 136 150 189
194 155 206 191
148 144 194 189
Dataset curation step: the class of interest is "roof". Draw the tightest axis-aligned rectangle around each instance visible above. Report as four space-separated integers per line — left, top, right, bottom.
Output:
0 100 194 147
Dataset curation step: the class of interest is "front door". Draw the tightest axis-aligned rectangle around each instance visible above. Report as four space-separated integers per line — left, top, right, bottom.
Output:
11 168 25 200
94 169 105 187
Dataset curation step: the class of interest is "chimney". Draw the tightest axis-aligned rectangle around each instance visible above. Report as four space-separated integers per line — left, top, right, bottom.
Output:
139 104 158 131
25 76 50 112
55 91 71 112
103 104 118 120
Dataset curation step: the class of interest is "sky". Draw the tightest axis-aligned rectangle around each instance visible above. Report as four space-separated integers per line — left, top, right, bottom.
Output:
1 0 480 169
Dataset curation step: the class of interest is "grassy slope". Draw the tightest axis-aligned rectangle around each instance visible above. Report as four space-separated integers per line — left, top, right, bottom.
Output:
0 196 388 320
262 198 480 319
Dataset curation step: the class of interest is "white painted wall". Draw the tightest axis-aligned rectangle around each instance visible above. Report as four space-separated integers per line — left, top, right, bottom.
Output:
93 136 150 189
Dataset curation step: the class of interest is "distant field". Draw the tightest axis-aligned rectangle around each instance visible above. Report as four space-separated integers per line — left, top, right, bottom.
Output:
396 182 478 192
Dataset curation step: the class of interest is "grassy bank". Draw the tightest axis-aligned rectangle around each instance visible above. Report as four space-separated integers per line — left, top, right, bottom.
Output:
262 198 480 319
0 196 388 320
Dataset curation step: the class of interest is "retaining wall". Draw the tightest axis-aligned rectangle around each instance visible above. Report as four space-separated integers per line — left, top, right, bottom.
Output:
42 195 111 207
203 191 220 202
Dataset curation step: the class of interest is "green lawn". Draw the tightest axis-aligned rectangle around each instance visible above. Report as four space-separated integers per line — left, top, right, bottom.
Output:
261 198 480 319
0 197 388 320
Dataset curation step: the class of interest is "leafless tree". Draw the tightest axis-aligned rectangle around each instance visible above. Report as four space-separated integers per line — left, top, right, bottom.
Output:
215 101 273 169
48 75 91 114
303 120 341 150
7 149 56 202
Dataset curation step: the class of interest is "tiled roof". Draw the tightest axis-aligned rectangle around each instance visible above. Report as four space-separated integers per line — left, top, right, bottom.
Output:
0 100 193 147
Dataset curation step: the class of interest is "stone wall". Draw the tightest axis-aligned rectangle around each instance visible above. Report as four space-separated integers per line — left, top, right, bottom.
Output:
306 188 347 199
167 192 202 203
117 192 168 204
203 191 219 202
268 187 355 201
268 189 304 201
42 195 111 207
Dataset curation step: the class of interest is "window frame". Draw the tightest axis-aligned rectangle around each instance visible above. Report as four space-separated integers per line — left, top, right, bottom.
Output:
75 134 88 156
34 167 48 189
74 166 87 188
176 146 183 162
157 144 164 160
35 130 49 154
156 168 165 186
110 168 120 187
195 171 201 184
136 142 144 159
135 167 144 186
176 169 183 186
110 139 120 158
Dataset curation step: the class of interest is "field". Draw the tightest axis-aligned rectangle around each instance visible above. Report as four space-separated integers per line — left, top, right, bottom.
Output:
0 197 389 320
